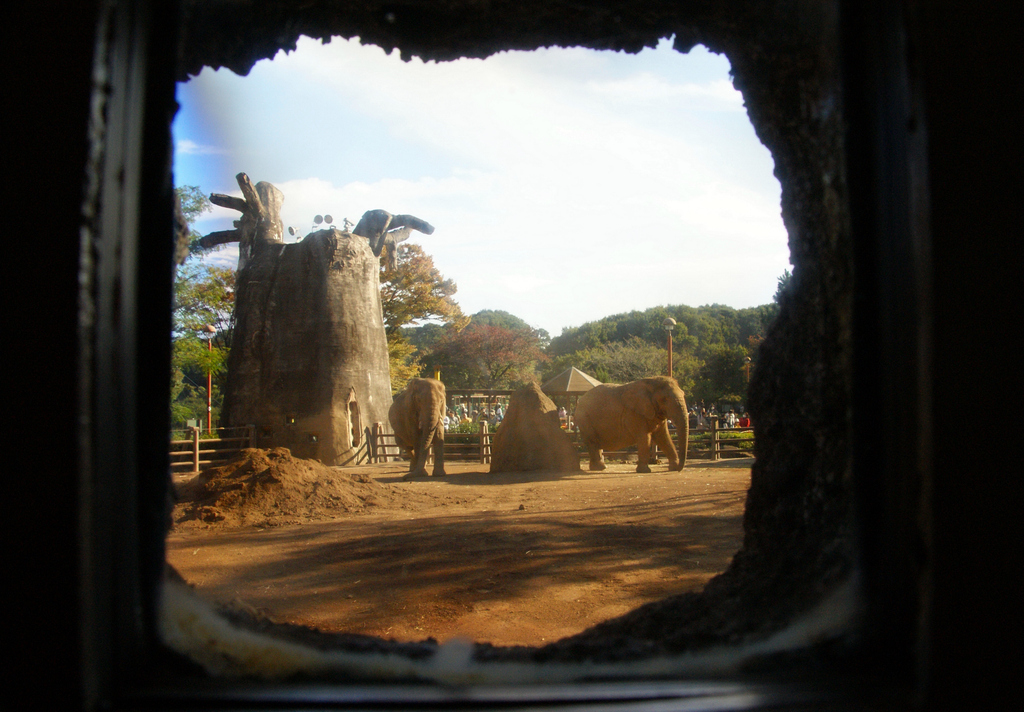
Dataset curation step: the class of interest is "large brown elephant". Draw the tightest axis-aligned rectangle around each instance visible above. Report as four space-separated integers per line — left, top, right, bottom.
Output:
574 376 689 473
388 377 447 479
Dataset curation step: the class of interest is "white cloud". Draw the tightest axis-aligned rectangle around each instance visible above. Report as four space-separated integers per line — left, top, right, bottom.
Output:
494 274 557 294
202 244 240 271
176 37 789 337
586 74 744 108
667 183 788 245
175 139 227 155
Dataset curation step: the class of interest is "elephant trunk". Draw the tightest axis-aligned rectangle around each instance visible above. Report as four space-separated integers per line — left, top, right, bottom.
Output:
668 396 689 470
417 410 438 452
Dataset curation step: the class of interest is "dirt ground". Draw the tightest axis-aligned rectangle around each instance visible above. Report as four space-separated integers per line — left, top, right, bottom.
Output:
166 449 751 648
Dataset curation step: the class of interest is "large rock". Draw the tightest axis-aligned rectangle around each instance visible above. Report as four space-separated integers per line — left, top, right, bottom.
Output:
490 384 581 473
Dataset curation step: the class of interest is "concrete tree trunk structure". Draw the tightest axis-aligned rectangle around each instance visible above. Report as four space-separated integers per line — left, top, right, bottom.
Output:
202 173 433 464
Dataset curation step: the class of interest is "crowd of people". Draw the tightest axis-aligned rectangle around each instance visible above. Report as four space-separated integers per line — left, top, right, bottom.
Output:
689 405 751 429
440 398 749 432
443 402 507 431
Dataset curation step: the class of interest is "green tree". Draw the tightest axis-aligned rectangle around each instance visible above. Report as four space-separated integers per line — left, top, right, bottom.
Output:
170 335 228 428
692 343 749 405
402 321 447 354
774 268 792 304
176 185 212 225
544 301 781 405
542 336 701 393
170 186 231 429
588 337 666 383
173 261 235 337
670 350 702 397
175 185 214 258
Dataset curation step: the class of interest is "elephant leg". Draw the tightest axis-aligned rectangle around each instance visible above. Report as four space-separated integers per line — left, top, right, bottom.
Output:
401 438 428 479
407 452 429 478
401 446 423 479
652 421 680 469
409 441 422 473
401 458 415 477
394 434 415 472
431 430 446 476
678 419 688 471
588 447 606 471
405 461 428 479
409 426 436 478
636 433 652 473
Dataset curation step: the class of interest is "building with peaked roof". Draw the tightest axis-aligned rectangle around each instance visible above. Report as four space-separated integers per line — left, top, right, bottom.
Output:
541 367 602 396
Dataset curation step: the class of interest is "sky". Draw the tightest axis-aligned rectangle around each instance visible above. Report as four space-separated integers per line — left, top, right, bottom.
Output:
173 35 790 338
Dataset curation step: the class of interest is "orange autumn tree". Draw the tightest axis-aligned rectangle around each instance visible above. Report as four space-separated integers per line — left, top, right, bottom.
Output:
379 242 466 393
426 322 547 390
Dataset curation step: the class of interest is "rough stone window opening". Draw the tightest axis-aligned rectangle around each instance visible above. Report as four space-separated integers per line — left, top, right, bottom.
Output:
161 0 858 687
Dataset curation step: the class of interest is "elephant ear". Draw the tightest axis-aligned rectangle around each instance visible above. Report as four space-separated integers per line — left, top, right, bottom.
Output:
622 381 658 421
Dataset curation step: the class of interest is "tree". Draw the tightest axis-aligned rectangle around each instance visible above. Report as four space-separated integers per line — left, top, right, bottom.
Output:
588 337 666 383
177 185 213 226
173 261 235 337
379 242 466 392
380 243 464 335
171 259 234 411
170 185 231 429
774 268 792 304
428 322 547 390
387 337 422 395
542 336 701 394
402 321 447 354
170 335 228 428
692 343 749 405
175 185 214 258
471 309 550 348
543 301 784 406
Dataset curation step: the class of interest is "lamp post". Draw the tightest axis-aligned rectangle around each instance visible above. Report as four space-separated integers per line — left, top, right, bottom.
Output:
744 356 752 383
663 317 677 377
202 324 216 433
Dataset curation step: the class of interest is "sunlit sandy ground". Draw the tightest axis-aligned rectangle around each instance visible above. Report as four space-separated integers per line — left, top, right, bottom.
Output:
166 458 752 647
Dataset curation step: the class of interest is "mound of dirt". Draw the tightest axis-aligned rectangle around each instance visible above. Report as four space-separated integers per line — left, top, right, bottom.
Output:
173 448 428 529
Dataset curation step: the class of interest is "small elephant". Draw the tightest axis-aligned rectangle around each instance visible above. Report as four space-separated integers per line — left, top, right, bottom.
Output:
389 377 447 479
574 376 689 473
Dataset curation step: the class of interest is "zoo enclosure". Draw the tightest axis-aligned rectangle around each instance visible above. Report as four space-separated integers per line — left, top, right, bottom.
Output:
169 418 752 472
367 416 753 465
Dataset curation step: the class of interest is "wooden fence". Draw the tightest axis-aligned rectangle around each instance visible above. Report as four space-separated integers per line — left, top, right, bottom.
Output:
690 417 755 460
169 426 256 474
363 416 753 466
170 417 753 473
367 422 494 464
